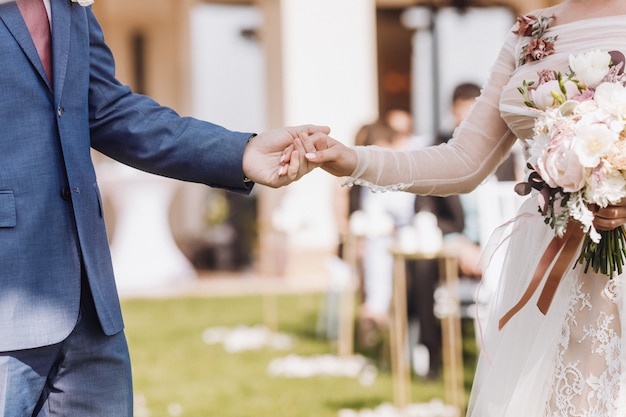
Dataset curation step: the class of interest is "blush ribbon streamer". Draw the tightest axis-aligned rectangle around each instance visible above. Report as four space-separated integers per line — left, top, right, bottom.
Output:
498 223 584 330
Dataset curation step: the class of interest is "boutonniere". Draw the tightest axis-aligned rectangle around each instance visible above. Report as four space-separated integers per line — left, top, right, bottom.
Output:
513 14 557 65
71 0 94 6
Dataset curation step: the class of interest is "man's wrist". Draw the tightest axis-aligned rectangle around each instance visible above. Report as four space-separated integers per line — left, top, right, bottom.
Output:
243 133 257 183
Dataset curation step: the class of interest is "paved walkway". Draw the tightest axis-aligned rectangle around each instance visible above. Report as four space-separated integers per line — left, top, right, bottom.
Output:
118 269 333 300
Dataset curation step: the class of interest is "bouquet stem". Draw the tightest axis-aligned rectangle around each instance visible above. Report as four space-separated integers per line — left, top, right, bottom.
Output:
577 226 626 278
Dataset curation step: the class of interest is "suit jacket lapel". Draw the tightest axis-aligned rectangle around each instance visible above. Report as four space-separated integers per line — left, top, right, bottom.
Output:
0 1 52 91
51 0 70 101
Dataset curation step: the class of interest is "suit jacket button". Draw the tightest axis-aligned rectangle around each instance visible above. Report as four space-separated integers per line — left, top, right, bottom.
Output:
57 106 64 117
61 187 71 201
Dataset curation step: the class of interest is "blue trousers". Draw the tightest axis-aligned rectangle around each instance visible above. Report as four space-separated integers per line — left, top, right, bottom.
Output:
0 282 133 417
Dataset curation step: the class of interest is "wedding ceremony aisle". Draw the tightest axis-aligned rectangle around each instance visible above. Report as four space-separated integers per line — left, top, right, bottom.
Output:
122 272 478 417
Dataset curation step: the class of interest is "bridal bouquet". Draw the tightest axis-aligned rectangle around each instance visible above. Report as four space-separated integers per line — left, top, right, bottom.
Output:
516 49 626 277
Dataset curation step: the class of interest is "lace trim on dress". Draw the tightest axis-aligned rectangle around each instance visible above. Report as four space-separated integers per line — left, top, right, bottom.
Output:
343 177 414 193
545 277 623 417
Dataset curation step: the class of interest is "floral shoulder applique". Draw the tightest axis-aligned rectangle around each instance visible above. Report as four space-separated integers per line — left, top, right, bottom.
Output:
513 14 557 65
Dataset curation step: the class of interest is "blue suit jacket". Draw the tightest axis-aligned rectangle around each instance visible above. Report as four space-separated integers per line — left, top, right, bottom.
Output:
0 0 253 351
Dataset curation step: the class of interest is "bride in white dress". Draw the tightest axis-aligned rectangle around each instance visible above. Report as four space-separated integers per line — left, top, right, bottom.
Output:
305 0 626 415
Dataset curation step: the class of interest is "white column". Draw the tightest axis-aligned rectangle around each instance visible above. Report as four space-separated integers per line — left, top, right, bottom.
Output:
403 7 436 142
260 0 379 279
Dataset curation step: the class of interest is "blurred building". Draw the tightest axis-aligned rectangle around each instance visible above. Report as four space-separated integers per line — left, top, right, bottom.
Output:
92 0 558 282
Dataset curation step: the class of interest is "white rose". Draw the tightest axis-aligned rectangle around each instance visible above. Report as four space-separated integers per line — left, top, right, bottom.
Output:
594 82 626 120
584 167 626 207
569 50 612 86
573 99 598 116
72 0 94 6
527 130 552 165
573 123 618 167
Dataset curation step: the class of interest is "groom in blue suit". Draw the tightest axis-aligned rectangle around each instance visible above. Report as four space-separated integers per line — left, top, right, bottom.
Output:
0 0 327 415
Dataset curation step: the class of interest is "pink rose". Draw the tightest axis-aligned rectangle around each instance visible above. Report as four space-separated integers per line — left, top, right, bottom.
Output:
609 50 625 75
605 137 626 170
536 69 558 84
574 89 594 102
513 14 537 37
535 134 585 192
525 39 556 63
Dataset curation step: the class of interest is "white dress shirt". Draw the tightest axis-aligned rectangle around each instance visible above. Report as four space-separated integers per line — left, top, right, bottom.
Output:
43 0 51 25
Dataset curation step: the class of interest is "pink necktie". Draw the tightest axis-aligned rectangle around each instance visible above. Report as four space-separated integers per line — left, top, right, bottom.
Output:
17 0 52 84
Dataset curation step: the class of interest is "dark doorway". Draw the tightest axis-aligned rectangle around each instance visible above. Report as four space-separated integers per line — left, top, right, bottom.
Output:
376 8 413 117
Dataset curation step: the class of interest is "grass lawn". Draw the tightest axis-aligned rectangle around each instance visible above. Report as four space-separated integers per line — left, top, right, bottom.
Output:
122 293 478 417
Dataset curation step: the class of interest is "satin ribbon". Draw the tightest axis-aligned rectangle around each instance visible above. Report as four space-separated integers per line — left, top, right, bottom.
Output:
498 223 584 330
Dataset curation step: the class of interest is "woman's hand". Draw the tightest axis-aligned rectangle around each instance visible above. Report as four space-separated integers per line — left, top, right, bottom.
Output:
593 199 626 231
304 135 358 177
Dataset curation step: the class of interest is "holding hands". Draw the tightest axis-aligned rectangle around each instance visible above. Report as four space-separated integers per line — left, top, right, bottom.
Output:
303 134 357 177
242 124 330 188
244 126 360 188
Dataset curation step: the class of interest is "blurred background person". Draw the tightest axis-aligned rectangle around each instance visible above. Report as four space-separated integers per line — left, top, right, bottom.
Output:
406 81 521 380
345 119 417 348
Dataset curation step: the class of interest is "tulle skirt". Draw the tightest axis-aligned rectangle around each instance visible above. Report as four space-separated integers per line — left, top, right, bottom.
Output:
468 198 626 417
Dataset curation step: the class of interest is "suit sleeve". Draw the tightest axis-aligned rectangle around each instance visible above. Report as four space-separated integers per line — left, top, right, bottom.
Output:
85 8 253 194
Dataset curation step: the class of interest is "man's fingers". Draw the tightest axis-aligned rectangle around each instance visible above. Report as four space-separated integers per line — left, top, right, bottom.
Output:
300 124 331 135
301 132 332 162
293 137 306 154
306 131 330 149
297 135 318 156
286 149 301 180
281 144 295 165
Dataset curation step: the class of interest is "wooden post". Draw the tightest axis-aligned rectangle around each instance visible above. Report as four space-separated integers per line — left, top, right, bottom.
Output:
440 255 465 416
390 252 411 408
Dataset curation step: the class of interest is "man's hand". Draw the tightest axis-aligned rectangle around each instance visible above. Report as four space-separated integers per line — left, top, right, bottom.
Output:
242 125 330 188
304 134 358 178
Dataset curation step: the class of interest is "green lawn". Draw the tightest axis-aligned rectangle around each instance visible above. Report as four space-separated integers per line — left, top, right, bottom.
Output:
122 294 477 417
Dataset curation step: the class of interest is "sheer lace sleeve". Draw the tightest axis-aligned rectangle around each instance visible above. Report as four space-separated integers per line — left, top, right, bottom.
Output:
347 31 520 196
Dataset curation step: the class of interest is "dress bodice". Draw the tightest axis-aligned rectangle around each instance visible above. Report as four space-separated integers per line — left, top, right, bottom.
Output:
500 15 626 142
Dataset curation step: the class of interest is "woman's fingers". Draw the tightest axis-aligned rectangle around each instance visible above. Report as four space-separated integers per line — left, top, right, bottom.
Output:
593 201 626 231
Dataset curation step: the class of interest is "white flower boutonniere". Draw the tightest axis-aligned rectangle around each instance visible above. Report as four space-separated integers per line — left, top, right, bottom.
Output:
71 0 94 6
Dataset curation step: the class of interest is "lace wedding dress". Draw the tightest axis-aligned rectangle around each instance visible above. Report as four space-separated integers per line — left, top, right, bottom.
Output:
347 15 626 416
